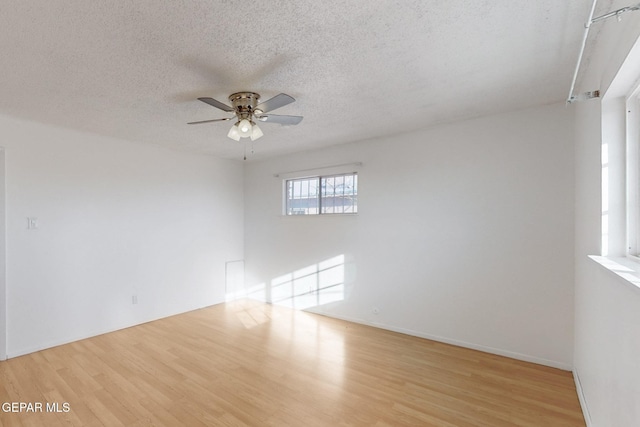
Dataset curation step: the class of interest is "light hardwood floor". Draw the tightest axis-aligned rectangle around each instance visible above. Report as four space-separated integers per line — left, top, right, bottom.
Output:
0 300 585 426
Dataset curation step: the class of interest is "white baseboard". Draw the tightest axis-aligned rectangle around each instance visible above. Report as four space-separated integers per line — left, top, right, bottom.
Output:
6 300 224 359
8 321 141 359
573 369 593 426
305 308 573 371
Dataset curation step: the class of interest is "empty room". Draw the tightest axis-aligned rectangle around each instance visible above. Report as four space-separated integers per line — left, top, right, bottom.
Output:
0 1 639 426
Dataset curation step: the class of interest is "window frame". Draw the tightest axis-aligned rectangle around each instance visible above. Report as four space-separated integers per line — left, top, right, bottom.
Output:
284 172 358 216
627 86 640 260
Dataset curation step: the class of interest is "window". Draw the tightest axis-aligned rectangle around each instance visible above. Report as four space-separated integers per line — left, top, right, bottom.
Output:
599 32 640 262
285 173 358 215
627 87 640 258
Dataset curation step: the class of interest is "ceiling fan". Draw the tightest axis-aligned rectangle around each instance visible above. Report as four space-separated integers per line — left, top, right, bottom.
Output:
188 92 303 141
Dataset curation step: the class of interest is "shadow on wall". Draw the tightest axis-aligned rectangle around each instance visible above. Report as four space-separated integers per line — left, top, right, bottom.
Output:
230 255 346 310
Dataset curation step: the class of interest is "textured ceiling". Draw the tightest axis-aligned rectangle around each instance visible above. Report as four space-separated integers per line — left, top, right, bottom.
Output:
0 1 619 160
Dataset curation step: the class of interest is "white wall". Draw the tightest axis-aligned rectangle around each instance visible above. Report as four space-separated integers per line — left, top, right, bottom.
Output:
573 10 640 426
0 114 243 357
244 102 575 368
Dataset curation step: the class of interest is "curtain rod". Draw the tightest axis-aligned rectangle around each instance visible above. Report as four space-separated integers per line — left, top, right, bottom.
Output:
567 0 598 104
273 162 363 178
591 1 640 23
567 1 640 104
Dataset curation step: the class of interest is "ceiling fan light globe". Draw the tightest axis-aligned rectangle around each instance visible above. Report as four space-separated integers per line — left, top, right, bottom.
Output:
250 123 264 141
238 119 252 136
227 124 241 141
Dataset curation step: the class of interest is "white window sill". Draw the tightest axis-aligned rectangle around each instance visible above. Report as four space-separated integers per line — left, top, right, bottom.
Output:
281 213 359 218
588 255 640 292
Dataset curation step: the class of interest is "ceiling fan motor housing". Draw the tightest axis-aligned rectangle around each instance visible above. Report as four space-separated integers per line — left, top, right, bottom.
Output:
229 92 261 120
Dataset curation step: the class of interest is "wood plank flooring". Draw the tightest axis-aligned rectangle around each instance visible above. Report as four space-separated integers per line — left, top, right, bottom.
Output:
0 299 585 426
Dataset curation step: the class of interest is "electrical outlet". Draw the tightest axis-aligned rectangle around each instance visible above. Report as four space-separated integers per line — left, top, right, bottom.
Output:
132 295 138 305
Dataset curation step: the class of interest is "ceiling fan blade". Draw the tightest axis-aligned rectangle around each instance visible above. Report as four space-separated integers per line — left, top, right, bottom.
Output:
198 97 234 112
187 117 233 125
256 93 295 113
257 114 303 125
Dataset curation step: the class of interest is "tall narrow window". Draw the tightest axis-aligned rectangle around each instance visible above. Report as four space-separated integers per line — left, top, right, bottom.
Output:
627 88 640 258
286 173 358 215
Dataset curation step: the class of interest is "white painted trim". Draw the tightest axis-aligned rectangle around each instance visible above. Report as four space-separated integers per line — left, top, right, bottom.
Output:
0 148 6 361
305 308 573 371
280 213 359 219
626 253 640 263
601 97 628 257
7 301 223 359
604 31 640 100
273 162 362 179
573 369 593 427
627 90 640 257
588 255 640 293
8 323 140 359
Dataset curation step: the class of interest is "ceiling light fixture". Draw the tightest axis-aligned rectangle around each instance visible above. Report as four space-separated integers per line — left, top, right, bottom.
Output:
229 118 263 141
188 91 303 144
250 122 263 141
237 119 253 138
227 124 241 141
